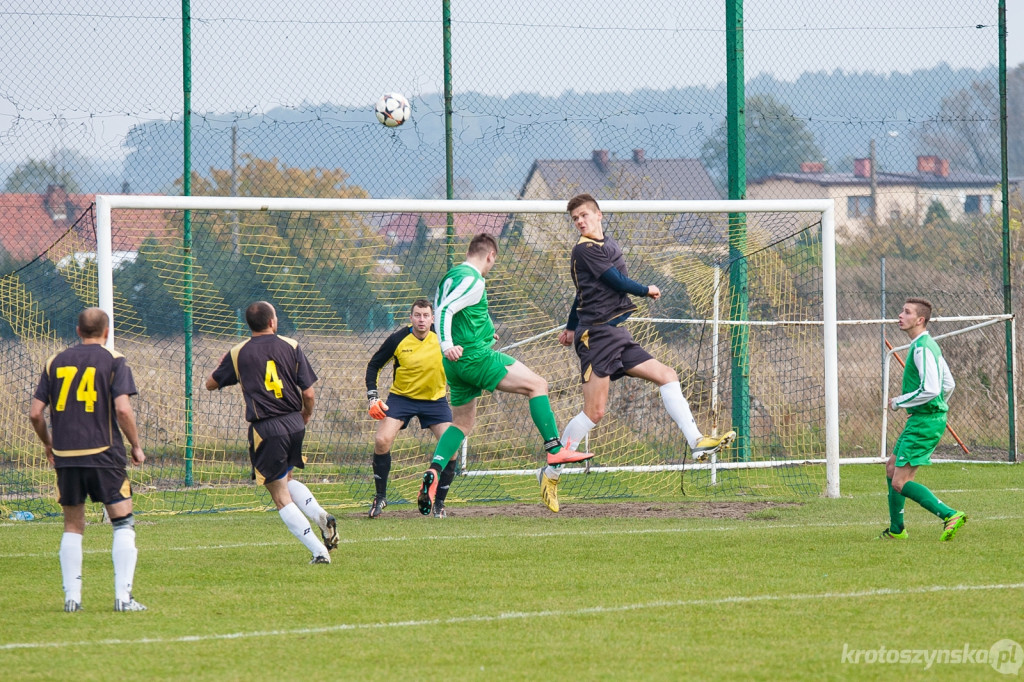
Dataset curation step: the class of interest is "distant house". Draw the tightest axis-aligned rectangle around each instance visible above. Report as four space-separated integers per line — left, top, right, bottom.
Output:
747 156 1002 239
0 186 172 269
0 186 90 262
519 149 722 250
521 149 720 201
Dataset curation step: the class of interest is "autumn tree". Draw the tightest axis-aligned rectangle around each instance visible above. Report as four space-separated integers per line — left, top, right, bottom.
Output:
167 156 385 332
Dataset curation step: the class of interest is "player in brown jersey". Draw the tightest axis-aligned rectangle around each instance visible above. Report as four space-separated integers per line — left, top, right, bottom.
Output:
539 194 737 512
206 301 336 563
30 307 147 612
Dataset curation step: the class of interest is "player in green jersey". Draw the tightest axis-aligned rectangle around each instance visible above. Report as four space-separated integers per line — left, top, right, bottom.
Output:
416 234 592 515
879 297 966 541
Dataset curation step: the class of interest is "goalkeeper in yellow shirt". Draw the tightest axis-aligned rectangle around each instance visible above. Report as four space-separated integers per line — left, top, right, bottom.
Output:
365 299 453 518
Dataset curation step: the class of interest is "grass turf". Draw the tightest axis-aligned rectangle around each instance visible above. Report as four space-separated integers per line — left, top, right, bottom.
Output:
0 462 1021 681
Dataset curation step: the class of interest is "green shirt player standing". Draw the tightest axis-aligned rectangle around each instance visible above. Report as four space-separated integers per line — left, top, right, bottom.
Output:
880 297 966 541
416 233 593 515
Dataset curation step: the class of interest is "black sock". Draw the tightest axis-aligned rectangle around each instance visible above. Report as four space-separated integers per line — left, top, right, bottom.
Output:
435 460 457 505
372 452 391 498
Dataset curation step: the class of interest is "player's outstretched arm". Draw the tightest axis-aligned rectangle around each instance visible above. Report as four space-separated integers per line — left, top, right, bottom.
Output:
598 266 651 298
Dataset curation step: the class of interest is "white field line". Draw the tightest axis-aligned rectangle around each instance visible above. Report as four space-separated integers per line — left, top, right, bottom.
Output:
2 582 1022 652
1 514 1021 560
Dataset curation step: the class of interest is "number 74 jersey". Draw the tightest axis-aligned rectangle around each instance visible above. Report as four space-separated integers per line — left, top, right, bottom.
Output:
34 344 138 466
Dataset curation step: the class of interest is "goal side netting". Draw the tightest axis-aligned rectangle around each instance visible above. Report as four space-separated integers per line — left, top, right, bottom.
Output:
1 197 841 516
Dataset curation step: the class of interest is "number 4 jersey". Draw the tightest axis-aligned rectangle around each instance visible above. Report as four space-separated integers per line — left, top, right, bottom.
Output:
211 334 318 423
34 344 138 468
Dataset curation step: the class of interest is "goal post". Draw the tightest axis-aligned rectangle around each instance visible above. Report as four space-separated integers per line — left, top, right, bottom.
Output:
0 194 846 517
91 195 841 504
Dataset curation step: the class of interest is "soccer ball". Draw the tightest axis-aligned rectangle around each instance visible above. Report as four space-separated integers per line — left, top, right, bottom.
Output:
374 92 411 127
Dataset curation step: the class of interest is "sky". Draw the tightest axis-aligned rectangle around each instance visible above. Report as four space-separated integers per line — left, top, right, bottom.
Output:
0 1 1021 168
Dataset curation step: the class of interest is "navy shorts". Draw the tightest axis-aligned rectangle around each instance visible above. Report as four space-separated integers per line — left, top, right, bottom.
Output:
56 467 131 507
574 324 654 382
249 412 306 485
385 394 453 429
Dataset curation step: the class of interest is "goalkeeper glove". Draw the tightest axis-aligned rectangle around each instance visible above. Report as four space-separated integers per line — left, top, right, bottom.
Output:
367 390 388 420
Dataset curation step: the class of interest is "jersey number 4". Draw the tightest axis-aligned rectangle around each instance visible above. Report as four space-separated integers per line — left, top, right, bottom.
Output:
264 360 284 398
54 366 98 412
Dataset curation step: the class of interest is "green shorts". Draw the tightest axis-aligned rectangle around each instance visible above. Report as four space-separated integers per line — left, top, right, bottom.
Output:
893 411 947 467
443 348 516 407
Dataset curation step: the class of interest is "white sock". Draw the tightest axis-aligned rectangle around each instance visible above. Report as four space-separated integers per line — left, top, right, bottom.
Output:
660 381 703 448
547 412 599 480
279 502 328 558
60 532 83 603
287 478 328 528
111 527 138 603
561 411 597 452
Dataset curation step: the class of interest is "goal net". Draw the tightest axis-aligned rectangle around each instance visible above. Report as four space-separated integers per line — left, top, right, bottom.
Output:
0 196 842 516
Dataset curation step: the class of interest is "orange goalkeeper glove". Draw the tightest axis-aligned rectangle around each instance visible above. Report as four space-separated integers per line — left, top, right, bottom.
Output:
367 390 388 420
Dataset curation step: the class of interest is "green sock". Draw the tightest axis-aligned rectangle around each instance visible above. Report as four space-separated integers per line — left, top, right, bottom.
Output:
886 477 906 533
900 480 956 520
430 426 465 470
528 395 561 453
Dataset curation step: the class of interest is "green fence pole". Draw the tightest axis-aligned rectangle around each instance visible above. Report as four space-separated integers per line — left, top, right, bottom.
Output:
443 0 455 270
998 0 1016 462
726 0 750 461
182 0 195 485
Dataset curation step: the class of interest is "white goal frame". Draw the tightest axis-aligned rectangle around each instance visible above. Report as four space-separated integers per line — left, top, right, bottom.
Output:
95 195 841 497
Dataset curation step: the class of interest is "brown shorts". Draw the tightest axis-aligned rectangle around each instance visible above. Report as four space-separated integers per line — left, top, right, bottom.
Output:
56 467 131 506
574 324 654 382
249 413 307 485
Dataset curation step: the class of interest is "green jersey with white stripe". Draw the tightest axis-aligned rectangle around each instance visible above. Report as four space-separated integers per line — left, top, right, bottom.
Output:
435 262 495 353
894 331 954 414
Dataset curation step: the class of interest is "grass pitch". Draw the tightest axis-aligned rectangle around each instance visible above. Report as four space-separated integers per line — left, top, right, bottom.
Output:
1 463 1021 681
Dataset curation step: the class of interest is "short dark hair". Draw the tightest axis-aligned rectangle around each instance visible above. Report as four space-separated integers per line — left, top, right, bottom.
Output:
567 193 600 214
467 233 498 258
905 297 933 326
411 298 433 313
245 301 276 332
78 307 109 338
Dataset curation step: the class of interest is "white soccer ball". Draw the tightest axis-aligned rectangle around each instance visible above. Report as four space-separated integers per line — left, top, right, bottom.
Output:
374 92 411 127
